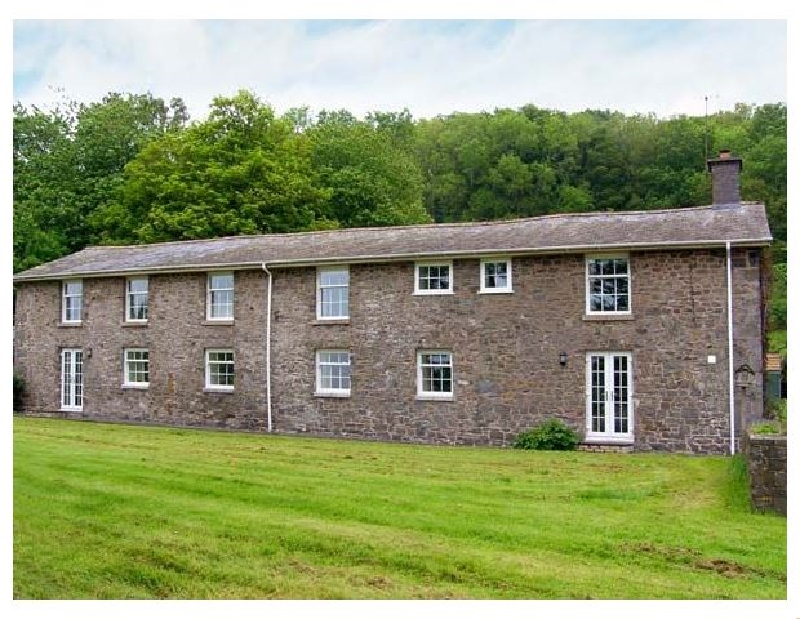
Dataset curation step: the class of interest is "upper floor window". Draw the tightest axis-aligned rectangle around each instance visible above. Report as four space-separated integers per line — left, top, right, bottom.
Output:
586 255 630 314
62 280 83 323
317 267 349 320
480 259 512 293
126 277 148 322
207 272 234 321
415 261 453 295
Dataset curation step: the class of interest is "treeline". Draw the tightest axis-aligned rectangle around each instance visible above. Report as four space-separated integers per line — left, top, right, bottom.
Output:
13 90 786 330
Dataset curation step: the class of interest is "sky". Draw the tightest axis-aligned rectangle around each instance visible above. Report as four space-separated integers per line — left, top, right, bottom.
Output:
12 19 787 121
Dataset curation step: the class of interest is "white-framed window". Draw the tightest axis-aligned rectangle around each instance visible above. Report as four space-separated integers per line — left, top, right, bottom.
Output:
126 276 148 322
205 349 234 390
417 351 453 398
479 258 513 293
414 261 453 295
317 267 349 320
586 352 634 442
123 348 149 387
207 272 234 320
315 350 351 396
586 255 631 314
61 348 84 410
62 280 83 323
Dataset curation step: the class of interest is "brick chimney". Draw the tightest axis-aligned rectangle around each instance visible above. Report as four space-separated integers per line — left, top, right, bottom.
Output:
706 149 743 205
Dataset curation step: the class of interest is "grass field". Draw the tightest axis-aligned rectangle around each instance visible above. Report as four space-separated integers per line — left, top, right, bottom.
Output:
13 417 786 599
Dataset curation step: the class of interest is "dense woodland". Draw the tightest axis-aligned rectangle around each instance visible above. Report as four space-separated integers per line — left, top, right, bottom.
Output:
12 91 787 337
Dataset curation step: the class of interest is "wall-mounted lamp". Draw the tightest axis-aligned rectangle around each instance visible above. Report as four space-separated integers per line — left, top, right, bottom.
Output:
559 352 567 366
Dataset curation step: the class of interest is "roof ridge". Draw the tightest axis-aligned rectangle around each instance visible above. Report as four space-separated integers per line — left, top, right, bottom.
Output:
78 203 752 251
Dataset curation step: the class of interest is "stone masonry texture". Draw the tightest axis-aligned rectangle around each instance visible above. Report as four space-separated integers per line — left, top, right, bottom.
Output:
13 247 765 455
742 432 787 515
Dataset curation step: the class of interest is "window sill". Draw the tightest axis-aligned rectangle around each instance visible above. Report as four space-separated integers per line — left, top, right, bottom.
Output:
478 289 514 295
204 387 235 394
312 319 350 326
121 321 148 328
583 436 634 445
202 320 234 326
60 406 83 412
415 394 454 402
121 383 149 390
582 313 635 322
413 291 454 296
314 391 351 398
58 322 83 328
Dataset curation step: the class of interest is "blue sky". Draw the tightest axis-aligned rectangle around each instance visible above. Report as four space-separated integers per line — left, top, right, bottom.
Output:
12 20 787 120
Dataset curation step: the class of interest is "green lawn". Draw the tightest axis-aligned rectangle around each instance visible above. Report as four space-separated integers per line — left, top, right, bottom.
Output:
13 417 786 599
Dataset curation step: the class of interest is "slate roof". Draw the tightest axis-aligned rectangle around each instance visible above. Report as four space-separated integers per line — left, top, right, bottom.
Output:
14 202 772 281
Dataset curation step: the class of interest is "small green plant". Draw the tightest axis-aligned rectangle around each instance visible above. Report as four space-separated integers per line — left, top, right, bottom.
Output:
766 398 787 424
750 421 783 435
13 374 25 412
513 419 580 451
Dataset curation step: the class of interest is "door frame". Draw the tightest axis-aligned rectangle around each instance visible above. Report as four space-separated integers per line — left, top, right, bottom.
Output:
585 351 634 442
61 348 84 411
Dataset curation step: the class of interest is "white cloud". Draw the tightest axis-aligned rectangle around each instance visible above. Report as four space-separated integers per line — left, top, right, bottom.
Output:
13 20 786 121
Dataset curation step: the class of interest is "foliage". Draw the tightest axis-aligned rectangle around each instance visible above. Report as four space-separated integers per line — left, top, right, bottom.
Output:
765 398 787 425
749 421 783 435
768 262 787 331
513 419 580 451
13 94 189 270
13 375 25 411
13 418 786 599
13 93 786 276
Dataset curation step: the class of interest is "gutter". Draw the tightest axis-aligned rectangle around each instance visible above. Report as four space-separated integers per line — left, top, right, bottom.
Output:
726 241 735 455
13 237 773 282
261 263 273 433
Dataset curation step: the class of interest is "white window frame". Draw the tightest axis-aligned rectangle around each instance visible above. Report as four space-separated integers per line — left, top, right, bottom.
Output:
585 254 631 315
205 349 235 391
123 348 150 388
414 261 454 295
125 276 148 323
315 350 351 397
417 350 454 399
207 272 234 321
62 280 83 323
316 266 349 320
60 348 84 411
585 352 634 443
479 258 513 294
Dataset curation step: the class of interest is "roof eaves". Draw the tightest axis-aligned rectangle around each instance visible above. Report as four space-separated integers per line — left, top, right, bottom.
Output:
12 236 773 283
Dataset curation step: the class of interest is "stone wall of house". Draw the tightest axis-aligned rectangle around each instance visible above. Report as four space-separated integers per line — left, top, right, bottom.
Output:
13 271 270 430
742 432 787 515
13 248 764 454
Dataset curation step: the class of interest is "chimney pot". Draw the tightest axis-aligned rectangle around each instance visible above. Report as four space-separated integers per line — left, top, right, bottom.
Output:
719 149 731 159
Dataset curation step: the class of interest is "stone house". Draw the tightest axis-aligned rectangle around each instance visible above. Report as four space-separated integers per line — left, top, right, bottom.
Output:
12 152 772 454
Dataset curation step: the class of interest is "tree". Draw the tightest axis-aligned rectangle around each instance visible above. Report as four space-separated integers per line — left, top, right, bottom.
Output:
95 91 334 244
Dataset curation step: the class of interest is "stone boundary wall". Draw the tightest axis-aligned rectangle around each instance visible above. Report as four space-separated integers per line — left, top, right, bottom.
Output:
742 432 787 515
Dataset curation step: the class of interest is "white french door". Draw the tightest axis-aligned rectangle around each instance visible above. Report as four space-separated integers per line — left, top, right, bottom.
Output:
586 352 633 441
61 349 84 411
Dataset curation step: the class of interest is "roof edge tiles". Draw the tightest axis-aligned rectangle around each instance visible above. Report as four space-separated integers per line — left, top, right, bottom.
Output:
13 203 772 282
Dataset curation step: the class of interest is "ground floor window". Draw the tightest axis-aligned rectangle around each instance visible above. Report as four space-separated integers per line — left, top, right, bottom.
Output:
206 349 234 390
124 348 149 387
417 351 453 398
586 352 633 441
61 348 84 410
316 350 351 396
